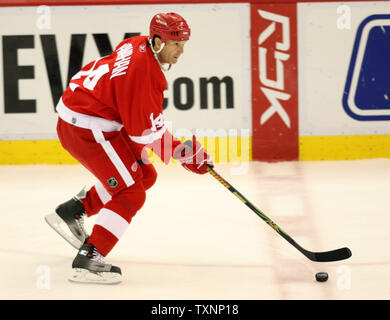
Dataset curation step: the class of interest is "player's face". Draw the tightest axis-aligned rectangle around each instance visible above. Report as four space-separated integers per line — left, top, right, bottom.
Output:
158 40 187 64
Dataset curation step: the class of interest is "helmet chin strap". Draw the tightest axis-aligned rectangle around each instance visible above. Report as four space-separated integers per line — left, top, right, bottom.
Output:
148 38 171 71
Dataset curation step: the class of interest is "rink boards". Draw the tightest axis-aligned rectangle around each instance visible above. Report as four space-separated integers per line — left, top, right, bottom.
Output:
297 1 390 160
0 1 389 164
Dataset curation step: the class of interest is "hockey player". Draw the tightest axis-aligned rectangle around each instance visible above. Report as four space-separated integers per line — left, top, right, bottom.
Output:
45 13 213 284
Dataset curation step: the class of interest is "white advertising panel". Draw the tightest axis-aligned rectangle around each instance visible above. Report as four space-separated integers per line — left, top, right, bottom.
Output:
0 3 251 140
298 1 390 136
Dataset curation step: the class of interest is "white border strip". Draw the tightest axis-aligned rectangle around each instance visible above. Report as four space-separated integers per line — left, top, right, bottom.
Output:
129 126 167 145
92 129 135 188
95 208 129 239
57 99 123 132
95 180 112 204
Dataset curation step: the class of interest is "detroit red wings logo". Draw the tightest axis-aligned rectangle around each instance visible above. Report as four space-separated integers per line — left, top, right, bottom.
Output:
150 113 164 132
139 44 146 53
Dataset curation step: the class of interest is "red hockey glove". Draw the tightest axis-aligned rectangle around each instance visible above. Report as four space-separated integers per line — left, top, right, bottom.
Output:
173 135 214 174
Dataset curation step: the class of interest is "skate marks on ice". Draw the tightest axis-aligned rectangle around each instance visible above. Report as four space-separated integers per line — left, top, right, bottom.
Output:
0 160 389 299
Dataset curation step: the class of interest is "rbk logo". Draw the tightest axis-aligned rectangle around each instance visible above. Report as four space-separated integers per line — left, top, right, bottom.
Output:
257 10 291 128
343 15 390 121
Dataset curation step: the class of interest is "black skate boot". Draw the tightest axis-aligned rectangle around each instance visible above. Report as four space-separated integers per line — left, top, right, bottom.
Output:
45 188 89 249
69 242 122 284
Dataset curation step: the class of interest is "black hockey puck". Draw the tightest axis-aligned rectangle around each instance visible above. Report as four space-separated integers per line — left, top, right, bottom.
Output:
315 272 328 282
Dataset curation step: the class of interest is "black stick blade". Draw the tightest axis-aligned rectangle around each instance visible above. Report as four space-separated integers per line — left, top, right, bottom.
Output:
306 247 352 262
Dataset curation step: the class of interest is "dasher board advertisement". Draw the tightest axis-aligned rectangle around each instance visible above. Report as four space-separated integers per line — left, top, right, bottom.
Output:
298 1 390 136
251 3 299 161
0 3 251 140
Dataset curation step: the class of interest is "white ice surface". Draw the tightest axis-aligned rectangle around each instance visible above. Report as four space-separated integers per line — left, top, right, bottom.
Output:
0 159 389 300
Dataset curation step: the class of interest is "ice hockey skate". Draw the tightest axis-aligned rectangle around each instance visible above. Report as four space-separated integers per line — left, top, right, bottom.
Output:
45 188 89 249
69 241 122 284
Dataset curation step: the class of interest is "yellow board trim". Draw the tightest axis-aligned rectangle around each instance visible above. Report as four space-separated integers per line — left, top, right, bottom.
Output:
2 135 389 164
0 136 252 165
299 135 390 161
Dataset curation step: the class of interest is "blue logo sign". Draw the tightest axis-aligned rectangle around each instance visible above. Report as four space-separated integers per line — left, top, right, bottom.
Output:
343 15 390 121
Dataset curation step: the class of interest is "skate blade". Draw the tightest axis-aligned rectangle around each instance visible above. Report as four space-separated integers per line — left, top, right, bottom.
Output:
44 213 82 250
69 268 122 285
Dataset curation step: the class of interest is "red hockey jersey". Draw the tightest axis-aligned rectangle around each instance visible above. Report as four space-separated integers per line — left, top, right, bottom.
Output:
60 35 180 163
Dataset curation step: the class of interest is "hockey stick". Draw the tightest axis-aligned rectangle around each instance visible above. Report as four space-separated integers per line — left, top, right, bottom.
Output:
206 165 352 262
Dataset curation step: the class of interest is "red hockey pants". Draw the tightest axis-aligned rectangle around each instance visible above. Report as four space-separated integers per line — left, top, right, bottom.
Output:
57 118 157 256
